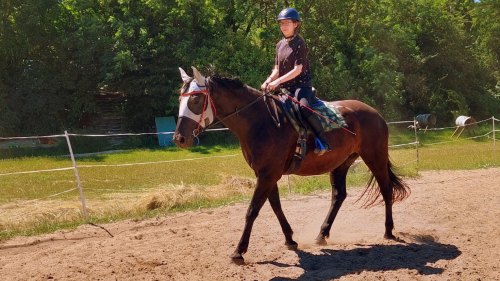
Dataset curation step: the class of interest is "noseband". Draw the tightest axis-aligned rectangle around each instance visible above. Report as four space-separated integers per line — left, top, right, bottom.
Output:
180 83 217 137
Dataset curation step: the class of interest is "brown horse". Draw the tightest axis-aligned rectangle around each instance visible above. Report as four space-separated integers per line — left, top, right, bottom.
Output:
173 67 410 264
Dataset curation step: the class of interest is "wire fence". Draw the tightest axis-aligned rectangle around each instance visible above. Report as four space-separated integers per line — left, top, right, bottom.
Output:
0 116 498 225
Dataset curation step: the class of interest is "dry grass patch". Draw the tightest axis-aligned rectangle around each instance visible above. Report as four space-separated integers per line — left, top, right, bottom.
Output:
134 174 255 211
0 175 256 236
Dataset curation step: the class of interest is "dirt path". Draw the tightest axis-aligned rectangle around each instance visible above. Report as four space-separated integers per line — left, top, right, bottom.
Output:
1 168 500 280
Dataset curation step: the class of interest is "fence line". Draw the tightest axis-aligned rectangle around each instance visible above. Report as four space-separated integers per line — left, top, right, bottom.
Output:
0 128 230 140
0 118 490 140
12 188 78 207
0 134 65 140
386 120 414 125
77 154 242 168
397 159 418 168
389 141 418 148
1 116 499 223
422 117 492 131
422 131 493 146
0 167 74 177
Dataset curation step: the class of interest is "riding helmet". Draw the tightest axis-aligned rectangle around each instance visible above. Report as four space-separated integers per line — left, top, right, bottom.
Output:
278 8 300 22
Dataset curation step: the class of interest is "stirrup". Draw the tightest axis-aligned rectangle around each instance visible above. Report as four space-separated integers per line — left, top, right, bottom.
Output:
314 138 330 156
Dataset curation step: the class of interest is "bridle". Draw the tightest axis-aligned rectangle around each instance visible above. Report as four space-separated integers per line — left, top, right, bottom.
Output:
180 83 217 137
180 79 271 137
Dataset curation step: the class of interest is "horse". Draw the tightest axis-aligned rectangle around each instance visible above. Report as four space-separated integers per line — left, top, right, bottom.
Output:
173 67 410 264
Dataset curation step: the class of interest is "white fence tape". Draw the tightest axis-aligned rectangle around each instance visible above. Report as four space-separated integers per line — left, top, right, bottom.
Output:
77 154 241 168
1 116 498 215
0 128 229 140
0 134 65 140
423 131 493 146
389 141 418 148
12 188 78 206
422 117 492 131
0 167 74 177
386 120 414 125
67 128 229 137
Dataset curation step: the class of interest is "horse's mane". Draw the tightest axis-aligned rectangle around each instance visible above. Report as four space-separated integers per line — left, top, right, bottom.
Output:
208 73 245 90
179 67 255 95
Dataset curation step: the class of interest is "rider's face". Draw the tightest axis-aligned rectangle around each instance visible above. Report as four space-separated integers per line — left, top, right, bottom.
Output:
279 20 297 37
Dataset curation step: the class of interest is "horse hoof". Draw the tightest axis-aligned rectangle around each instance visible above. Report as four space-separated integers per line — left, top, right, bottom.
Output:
384 233 396 240
229 253 245 265
384 233 404 242
315 237 327 246
286 241 298 250
385 234 405 243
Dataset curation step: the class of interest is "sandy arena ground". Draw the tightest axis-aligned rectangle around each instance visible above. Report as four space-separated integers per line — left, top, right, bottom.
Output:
1 168 499 280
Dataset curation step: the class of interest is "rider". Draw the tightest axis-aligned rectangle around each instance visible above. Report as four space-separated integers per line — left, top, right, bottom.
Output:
261 8 331 156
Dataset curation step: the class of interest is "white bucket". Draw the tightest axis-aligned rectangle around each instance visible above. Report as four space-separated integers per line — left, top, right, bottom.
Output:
455 116 477 129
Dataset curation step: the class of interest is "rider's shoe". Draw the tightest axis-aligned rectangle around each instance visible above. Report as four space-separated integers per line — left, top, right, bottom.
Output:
306 115 332 156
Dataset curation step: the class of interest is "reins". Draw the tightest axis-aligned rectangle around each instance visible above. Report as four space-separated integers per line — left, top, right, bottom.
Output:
184 80 355 137
187 84 270 137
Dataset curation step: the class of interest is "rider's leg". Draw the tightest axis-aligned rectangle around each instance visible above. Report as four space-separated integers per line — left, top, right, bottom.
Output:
305 111 332 155
295 88 331 155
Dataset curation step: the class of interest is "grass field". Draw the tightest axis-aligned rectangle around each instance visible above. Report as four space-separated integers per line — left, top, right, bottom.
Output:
0 122 498 239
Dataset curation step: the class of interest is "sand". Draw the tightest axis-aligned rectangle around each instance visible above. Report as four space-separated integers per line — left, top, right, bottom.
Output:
1 168 499 280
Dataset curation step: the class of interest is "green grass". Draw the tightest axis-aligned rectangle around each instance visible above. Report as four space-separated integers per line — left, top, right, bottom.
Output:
0 125 498 239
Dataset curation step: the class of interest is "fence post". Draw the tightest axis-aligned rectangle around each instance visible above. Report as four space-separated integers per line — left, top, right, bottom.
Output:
494 117 497 164
414 117 419 175
64 131 89 223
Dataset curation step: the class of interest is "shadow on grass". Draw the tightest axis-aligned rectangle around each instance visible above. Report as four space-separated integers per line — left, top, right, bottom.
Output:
261 241 461 280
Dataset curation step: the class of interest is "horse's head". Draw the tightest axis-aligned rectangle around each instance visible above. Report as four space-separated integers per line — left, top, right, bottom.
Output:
173 67 215 149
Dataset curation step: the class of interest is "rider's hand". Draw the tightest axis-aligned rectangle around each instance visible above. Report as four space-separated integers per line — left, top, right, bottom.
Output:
260 81 270 91
267 79 281 90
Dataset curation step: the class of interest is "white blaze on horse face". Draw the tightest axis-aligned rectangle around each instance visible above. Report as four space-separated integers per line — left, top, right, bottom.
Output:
178 80 214 128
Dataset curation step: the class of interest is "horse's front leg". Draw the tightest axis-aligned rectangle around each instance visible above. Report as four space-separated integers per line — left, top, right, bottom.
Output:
230 174 279 264
315 154 357 245
268 184 297 250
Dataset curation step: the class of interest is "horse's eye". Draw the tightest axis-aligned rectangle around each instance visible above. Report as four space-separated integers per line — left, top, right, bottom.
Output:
193 96 200 105
187 95 204 114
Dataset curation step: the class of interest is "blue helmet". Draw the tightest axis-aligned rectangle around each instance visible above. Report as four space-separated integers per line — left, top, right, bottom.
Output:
278 8 300 22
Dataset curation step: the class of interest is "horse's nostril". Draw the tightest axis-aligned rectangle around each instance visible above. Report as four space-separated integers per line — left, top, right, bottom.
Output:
179 136 185 144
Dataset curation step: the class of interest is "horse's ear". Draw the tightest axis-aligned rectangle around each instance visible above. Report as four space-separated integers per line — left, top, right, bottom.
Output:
179 67 191 83
191 66 206 86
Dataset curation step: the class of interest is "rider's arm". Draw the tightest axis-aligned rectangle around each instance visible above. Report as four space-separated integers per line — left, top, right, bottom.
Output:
261 65 279 90
276 64 302 84
264 65 279 84
267 64 302 89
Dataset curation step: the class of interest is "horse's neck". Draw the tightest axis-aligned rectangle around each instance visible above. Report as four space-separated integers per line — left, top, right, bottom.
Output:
214 86 268 136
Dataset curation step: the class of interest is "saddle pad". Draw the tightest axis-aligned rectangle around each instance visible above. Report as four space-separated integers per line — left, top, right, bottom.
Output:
280 96 347 136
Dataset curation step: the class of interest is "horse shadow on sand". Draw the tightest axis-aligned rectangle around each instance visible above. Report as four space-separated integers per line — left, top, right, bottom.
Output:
259 235 461 280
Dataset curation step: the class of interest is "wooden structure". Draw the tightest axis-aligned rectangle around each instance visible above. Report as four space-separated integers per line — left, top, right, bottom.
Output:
451 116 477 138
415 114 437 133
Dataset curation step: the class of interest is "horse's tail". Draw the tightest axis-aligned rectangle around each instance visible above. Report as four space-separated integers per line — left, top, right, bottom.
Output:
357 160 411 208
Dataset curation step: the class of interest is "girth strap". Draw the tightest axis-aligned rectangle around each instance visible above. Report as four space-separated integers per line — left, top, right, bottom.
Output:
264 94 280 128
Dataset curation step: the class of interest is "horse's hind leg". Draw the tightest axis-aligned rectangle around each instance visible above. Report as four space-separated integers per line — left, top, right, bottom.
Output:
268 184 298 250
362 157 398 240
315 153 359 245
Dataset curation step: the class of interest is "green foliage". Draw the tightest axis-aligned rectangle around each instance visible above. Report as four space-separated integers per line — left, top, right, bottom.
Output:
1 0 499 136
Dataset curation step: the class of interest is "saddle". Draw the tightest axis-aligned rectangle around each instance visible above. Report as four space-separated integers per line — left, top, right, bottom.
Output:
277 88 348 174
